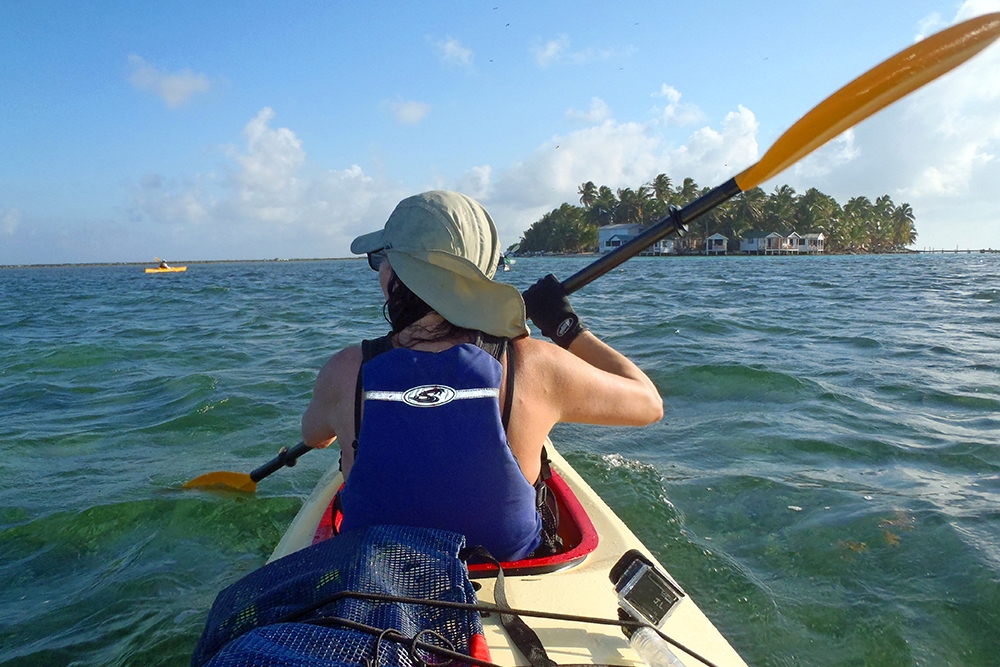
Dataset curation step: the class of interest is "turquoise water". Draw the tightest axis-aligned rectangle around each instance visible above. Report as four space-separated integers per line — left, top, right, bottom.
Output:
1 255 998 666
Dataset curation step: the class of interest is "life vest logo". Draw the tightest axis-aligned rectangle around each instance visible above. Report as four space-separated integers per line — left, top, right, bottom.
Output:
402 385 457 407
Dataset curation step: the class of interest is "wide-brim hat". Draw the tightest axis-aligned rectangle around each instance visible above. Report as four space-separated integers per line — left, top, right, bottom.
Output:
351 191 528 339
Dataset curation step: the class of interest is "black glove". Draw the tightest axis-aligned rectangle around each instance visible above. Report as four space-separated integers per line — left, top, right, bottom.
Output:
522 274 587 348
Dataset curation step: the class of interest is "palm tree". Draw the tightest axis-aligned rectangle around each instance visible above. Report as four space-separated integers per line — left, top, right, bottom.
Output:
867 195 896 252
842 196 873 252
615 188 640 225
731 187 766 231
673 177 700 206
578 181 597 209
634 185 655 224
650 174 673 204
519 203 596 253
796 188 841 235
764 185 798 232
890 203 917 249
587 186 617 227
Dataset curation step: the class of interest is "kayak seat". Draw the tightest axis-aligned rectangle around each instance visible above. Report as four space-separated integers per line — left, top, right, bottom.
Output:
313 464 599 578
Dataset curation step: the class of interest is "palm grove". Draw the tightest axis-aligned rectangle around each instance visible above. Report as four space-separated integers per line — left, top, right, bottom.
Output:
515 174 918 254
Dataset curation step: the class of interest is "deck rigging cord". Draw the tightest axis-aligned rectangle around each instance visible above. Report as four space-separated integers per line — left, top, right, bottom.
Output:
278 590 721 667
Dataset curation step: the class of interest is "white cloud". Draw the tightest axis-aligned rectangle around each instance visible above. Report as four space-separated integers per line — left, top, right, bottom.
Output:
390 100 432 124
132 174 211 225
531 35 617 68
914 13 946 41
566 98 612 123
431 36 474 69
906 143 994 197
1 208 19 235
532 35 569 68
454 165 493 202
669 106 760 184
953 0 1000 21
129 108 406 259
652 84 705 126
231 108 305 198
127 55 212 108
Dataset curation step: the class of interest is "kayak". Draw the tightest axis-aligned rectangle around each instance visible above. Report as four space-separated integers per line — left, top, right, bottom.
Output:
145 266 187 273
268 444 749 667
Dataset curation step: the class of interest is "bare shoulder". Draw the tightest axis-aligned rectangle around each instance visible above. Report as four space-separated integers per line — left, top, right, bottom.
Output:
318 345 363 377
508 335 585 402
314 345 363 398
510 334 598 382
510 334 563 369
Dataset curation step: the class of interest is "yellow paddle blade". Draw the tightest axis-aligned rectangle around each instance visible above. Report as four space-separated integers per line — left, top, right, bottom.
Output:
736 12 1000 191
182 471 257 492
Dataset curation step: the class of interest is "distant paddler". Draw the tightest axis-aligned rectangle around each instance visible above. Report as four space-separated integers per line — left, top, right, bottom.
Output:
145 257 187 273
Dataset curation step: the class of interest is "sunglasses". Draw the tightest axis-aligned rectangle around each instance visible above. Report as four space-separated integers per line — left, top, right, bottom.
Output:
367 248 388 271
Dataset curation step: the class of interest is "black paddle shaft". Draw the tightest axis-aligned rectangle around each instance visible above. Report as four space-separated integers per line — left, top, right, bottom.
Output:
250 442 311 482
559 177 742 296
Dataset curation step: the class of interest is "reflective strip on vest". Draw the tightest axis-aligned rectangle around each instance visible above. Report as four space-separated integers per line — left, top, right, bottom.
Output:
364 386 499 407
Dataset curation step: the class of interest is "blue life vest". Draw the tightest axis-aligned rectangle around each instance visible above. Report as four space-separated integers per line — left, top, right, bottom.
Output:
339 343 543 561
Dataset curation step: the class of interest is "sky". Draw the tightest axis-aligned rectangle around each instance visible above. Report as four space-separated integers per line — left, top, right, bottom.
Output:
1 0 999 265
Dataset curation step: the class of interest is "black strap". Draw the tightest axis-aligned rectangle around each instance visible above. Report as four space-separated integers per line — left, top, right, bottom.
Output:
470 333 514 431
531 446 562 557
462 547 556 667
352 334 396 454
502 339 514 432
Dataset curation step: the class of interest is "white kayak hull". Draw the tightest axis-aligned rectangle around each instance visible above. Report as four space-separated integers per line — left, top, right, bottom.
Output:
269 444 748 667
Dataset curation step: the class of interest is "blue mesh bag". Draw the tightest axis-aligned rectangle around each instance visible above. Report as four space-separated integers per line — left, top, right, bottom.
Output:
191 525 487 667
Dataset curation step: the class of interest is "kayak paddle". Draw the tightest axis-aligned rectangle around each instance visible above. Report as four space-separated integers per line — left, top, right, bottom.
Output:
183 441 312 492
184 12 1000 492
561 12 1000 294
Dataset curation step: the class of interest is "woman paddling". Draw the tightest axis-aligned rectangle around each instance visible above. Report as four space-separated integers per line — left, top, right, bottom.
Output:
301 190 663 561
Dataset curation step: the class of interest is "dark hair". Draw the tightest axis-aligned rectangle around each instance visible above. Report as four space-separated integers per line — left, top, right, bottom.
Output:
383 273 475 344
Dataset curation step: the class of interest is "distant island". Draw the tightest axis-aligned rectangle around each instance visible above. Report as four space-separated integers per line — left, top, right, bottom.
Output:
512 175 917 255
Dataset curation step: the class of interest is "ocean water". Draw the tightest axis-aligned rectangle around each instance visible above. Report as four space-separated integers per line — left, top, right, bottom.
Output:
1 254 998 667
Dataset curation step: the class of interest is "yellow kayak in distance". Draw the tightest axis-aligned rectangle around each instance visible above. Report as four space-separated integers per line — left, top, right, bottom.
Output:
144 266 187 274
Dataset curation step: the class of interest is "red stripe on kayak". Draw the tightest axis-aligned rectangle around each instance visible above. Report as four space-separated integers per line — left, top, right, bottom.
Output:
311 466 599 577
468 633 492 663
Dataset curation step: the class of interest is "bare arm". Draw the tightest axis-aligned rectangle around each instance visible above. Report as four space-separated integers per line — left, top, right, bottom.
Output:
558 331 663 424
505 333 662 482
524 332 663 426
301 345 362 473
518 273 661 424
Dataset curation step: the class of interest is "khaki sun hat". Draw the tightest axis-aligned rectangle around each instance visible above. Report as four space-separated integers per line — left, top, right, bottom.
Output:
351 191 528 339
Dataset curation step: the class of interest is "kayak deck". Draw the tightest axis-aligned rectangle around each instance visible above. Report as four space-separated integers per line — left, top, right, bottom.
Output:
269 445 748 667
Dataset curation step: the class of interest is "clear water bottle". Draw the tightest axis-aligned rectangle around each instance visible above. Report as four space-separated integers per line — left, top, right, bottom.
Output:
629 626 685 667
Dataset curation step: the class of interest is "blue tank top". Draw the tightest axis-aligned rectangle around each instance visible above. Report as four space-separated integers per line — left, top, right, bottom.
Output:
339 343 542 561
